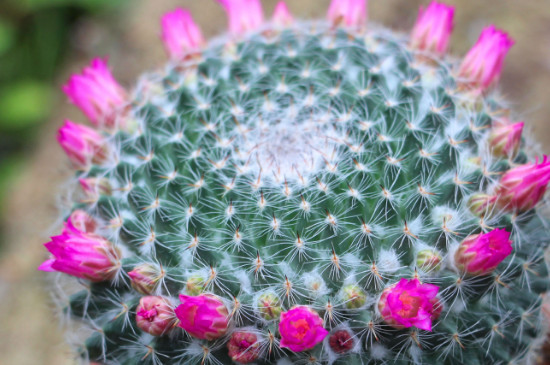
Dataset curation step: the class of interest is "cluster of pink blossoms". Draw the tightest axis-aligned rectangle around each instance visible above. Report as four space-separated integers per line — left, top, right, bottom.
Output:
38 0 550 360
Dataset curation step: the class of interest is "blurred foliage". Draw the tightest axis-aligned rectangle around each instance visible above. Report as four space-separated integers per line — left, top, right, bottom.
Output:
0 0 127 235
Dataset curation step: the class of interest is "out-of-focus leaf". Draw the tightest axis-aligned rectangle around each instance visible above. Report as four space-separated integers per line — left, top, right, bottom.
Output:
0 19 15 56
0 155 24 208
0 81 53 129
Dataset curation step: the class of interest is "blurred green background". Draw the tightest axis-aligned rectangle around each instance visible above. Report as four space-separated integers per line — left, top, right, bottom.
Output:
1 0 549 364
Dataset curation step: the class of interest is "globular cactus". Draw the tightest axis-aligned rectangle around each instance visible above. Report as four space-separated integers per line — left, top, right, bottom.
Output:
39 1 550 364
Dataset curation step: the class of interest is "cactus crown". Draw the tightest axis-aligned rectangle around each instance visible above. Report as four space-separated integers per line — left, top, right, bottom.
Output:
40 1 550 364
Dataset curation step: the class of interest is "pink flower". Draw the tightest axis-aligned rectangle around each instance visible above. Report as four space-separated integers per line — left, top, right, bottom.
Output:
38 219 121 282
79 178 112 201
378 278 440 331
410 1 454 55
217 0 264 35
488 121 524 158
68 210 97 233
327 0 367 28
175 294 229 340
128 264 161 295
136 296 176 336
62 57 127 128
455 229 513 275
279 306 328 352
495 156 550 212
458 26 514 91
227 330 261 364
272 1 293 27
161 8 205 61
57 120 106 170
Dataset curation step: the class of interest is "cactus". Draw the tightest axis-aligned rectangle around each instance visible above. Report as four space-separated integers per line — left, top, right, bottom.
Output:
39 1 550 364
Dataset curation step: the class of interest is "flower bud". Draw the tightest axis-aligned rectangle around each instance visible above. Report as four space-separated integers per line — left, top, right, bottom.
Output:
272 1 293 27
327 0 367 28
128 264 162 295
467 193 497 217
185 275 205 296
79 178 112 201
494 156 550 212
217 0 264 35
378 278 440 331
161 8 205 61
416 249 442 272
454 229 513 275
488 121 524 158
341 284 367 309
175 294 229 340
57 120 107 170
38 218 120 282
410 1 454 55
136 296 175 336
328 329 355 354
279 306 328 352
68 210 97 233
458 25 514 91
227 330 261 364
256 292 282 320
62 57 127 128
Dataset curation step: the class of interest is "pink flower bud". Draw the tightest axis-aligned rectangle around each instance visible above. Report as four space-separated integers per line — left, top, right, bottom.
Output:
227 330 261 364
68 210 97 233
38 218 121 282
79 178 112 201
327 0 367 28
217 0 264 35
495 157 550 212
136 296 176 336
455 229 513 275
279 306 328 352
458 25 514 91
175 294 229 340
57 120 107 170
378 278 440 331
272 1 293 27
410 1 454 55
128 264 162 295
328 329 354 354
62 57 127 128
488 121 524 158
161 8 205 61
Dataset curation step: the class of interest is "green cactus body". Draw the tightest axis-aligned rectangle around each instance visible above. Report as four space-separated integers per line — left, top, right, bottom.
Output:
44 8 550 365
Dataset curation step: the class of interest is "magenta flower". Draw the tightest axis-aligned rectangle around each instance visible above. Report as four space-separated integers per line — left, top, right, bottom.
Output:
410 1 454 55
327 0 367 28
175 294 229 340
378 278 440 331
488 121 524 158
458 26 514 91
279 306 328 352
495 157 550 212
217 0 264 35
136 296 176 336
227 330 261 364
38 219 121 282
62 57 127 128
128 264 161 295
57 120 107 170
454 229 513 275
68 210 97 233
161 8 205 61
272 1 293 27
